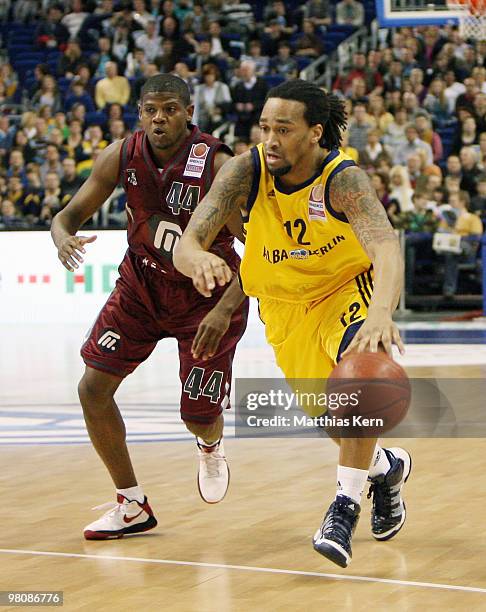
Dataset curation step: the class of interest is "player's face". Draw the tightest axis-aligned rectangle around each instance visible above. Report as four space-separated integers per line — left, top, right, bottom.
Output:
139 92 194 151
259 98 323 177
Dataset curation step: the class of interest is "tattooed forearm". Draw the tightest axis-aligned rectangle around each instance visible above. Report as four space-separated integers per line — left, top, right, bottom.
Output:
329 166 397 257
188 151 254 248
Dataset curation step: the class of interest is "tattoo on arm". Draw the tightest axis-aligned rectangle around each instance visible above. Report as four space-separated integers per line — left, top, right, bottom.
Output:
188 152 253 248
329 166 397 256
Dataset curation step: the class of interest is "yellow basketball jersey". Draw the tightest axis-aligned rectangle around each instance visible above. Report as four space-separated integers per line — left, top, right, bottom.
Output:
240 144 371 303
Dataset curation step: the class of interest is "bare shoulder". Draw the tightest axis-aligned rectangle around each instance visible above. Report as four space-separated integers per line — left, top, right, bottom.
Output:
210 151 254 210
90 139 125 185
213 150 253 183
330 165 396 246
329 166 376 213
213 150 233 174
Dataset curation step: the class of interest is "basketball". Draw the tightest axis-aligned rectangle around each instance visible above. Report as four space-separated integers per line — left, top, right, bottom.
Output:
326 352 411 436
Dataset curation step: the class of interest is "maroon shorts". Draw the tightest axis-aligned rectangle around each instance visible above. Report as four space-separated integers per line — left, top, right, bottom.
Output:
81 251 249 424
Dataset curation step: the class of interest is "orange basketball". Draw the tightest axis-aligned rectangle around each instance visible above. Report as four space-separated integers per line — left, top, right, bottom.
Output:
326 352 411 437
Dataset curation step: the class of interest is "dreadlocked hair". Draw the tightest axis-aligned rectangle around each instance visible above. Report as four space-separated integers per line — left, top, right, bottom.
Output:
265 79 348 149
140 73 191 106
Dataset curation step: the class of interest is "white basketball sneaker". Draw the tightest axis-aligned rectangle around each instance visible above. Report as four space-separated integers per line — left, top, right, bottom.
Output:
197 438 230 504
83 494 157 540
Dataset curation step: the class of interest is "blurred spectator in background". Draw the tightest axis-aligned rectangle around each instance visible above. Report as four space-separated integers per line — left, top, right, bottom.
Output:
39 171 62 226
304 0 332 28
0 199 27 228
262 19 288 57
221 0 255 35
136 19 162 62
0 63 17 100
112 20 136 69
92 37 116 79
132 0 153 30
65 118 84 161
368 94 394 135
441 190 483 298
183 3 209 35
294 19 324 59
31 75 62 114
60 157 84 207
57 40 83 78
452 116 479 154
389 164 414 213
459 146 481 195
336 0 364 26
394 123 433 166
371 172 391 209
479 132 486 171
358 129 391 172
65 82 96 113
125 48 149 80
334 52 383 97
340 130 359 162
95 62 130 109
193 64 232 133
423 78 452 127
471 174 486 216
232 60 268 139
271 42 298 79
62 0 88 40
40 144 63 182
455 77 477 114
107 118 128 142
347 102 374 151
35 5 70 50
241 40 270 77
415 112 443 163
172 62 198 96
7 150 27 184
208 22 231 60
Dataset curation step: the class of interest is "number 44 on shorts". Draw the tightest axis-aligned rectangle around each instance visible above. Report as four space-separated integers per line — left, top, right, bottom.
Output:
183 367 224 404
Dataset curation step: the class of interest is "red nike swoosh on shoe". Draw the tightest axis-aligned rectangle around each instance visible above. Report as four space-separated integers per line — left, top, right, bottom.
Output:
123 509 144 524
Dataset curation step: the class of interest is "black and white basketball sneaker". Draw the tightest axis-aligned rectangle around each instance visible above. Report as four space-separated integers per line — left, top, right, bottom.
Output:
368 447 412 541
313 495 361 568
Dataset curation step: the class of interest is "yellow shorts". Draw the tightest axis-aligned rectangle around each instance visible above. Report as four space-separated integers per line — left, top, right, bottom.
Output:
258 270 373 395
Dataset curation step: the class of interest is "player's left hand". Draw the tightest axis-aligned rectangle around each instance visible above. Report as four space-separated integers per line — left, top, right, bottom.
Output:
190 252 232 297
192 307 231 360
341 309 405 358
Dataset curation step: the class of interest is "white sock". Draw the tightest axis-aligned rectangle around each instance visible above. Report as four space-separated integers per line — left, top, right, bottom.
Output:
336 465 369 504
368 445 391 479
197 436 220 448
116 485 145 504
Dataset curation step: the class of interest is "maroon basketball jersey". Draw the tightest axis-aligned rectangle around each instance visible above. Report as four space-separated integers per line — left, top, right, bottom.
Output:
118 125 237 280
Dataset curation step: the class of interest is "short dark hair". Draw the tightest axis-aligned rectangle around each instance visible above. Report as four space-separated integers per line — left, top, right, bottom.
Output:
265 79 347 149
140 73 191 106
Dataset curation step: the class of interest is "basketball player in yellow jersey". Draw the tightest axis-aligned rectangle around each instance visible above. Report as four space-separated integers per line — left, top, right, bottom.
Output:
174 80 412 568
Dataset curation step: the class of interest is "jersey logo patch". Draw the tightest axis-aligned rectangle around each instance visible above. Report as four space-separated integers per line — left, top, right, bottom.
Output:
308 184 327 222
127 168 138 186
183 143 210 178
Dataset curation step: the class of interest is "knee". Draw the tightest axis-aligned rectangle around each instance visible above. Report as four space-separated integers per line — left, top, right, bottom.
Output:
78 372 115 413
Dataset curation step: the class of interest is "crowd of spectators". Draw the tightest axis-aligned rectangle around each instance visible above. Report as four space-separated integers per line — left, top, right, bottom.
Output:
0 0 485 297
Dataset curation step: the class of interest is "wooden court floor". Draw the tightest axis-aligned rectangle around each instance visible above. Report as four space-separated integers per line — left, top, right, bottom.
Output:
2 431 486 611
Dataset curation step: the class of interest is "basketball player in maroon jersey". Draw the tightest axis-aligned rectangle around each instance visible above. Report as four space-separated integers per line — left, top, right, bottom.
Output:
51 74 248 540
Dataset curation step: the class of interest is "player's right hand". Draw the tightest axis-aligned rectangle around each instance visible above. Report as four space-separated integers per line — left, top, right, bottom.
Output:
57 235 97 272
190 251 232 297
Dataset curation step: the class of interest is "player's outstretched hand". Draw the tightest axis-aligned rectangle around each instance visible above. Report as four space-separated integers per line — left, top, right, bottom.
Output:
192 306 231 360
58 235 97 271
341 309 405 358
190 252 232 297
